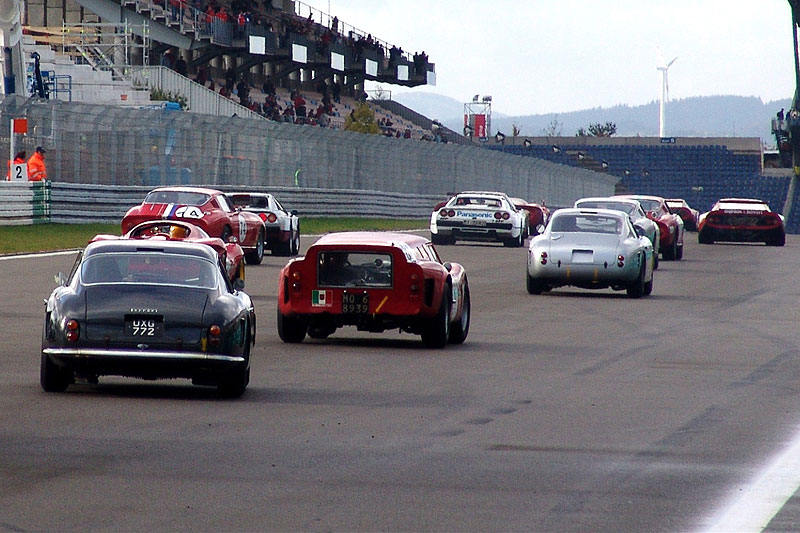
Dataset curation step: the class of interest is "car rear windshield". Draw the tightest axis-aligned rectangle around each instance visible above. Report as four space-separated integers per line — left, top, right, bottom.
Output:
551 215 622 234
317 251 393 288
144 190 210 206
451 196 502 208
577 201 635 215
82 252 218 289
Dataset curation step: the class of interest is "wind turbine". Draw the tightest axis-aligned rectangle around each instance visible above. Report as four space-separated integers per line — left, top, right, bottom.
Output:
657 52 678 137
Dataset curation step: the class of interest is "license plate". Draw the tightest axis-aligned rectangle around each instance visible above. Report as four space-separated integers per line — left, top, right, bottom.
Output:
463 219 486 226
342 292 369 314
125 316 163 337
572 250 594 263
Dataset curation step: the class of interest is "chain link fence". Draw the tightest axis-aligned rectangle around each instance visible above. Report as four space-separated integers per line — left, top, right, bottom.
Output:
0 96 617 207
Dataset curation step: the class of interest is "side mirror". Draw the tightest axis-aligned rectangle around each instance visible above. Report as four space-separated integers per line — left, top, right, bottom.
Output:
54 272 67 286
291 209 298 216
443 262 453 272
233 278 245 291
535 224 545 234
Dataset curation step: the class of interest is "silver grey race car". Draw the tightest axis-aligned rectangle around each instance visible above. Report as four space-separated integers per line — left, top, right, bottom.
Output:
526 208 654 298
574 196 661 269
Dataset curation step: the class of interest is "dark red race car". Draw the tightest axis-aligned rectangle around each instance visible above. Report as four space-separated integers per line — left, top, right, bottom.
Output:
91 220 246 283
277 232 470 348
698 198 785 246
510 197 551 234
122 187 267 265
617 194 685 260
666 199 700 231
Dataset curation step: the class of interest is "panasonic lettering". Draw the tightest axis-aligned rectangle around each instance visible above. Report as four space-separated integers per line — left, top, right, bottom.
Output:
456 210 493 218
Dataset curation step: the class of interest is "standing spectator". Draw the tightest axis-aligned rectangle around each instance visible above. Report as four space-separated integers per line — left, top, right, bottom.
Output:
262 75 275 96
6 150 26 180
160 49 175 69
224 65 236 91
332 80 341 103
236 78 250 106
293 91 307 119
27 146 47 182
174 55 188 77
331 15 338 33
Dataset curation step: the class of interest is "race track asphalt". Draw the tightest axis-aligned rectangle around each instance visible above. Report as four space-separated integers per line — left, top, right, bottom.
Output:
2 234 800 531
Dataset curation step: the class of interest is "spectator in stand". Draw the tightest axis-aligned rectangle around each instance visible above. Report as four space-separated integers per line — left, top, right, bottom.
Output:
194 66 208 86
27 146 47 182
236 78 250 106
262 75 275 96
160 49 175 69
282 103 295 123
403 128 411 139
332 80 341 103
293 92 307 120
331 15 338 33
208 80 215 91
219 85 231 98
224 66 236 91
174 55 188 77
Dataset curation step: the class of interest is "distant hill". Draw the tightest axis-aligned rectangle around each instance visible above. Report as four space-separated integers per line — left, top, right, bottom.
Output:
391 93 790 144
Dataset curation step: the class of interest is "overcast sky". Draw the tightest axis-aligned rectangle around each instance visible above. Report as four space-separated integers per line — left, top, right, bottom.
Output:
303 0 796 116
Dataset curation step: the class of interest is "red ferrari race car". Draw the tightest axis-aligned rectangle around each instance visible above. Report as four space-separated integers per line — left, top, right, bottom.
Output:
698 198 786 246
666 198 700 231
277 232 470 348
229 192 301 256
510 197 551 234
122 187 267 265
91 220 246 283
617 194 685 260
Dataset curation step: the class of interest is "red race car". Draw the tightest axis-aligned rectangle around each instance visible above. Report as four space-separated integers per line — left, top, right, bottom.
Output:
277 232 470 348
666 198 700 231
617 194 685 260
122 187 267 265
510 197 551 234
91 220 246 283
698 198 785 246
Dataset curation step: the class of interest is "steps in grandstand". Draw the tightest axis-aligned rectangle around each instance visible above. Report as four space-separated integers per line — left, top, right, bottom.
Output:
22 31 153 106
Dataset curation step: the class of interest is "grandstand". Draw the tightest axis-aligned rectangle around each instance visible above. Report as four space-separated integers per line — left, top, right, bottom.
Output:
484 136 800 232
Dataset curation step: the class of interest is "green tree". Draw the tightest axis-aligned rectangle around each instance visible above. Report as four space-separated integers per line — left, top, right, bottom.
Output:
344 103 381 134
577 122 617 137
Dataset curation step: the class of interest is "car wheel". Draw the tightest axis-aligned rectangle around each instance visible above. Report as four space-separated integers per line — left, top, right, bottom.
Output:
217 337 250 398
675 242 684 260
626 262 646 298
290 223 301 255
277 308 307 343
431 233 446 245
653 250 659 270
768 233 786 246
662 238 677 260
40 353 71 392
698 232 713 244
448 280 470 344
421 289 451 349
220 225 233 242
244 230 265 265
643 265 654 296
526 271 544 295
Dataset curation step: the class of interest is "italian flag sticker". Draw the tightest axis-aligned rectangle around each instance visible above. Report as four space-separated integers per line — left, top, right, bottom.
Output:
312 290 332 307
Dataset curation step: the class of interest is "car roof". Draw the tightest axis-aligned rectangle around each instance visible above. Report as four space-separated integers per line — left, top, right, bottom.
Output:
717 198 764 204
617 194 664 201
148 186 222 196
312 231 430 248
554 208 626 219
577 197 640 206
84 239 220 261
458 190 508 196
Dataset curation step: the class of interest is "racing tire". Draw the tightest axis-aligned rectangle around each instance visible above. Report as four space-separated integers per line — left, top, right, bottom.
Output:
421 290 451 349
675 242 684 260
698 232 713 244
653 251 659 270
662 238 677 260
431 233 447 245
290 224 301 256
40 353 71 392
526 271 544 295
643 268 654 296
217 337 250 398
626 262 646 299
448 281 470 344
244 230 265 265
503 231 524 248
768 233 786 247
277 308 307 343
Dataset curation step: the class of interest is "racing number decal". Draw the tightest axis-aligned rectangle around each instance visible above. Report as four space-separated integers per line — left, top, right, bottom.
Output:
239 218 247 243
166 204 203 219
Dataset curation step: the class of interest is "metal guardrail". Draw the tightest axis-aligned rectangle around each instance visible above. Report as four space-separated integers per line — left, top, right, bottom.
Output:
0 182 444 226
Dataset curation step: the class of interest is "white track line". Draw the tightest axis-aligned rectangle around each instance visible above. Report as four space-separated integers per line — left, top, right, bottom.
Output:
0 250 80 261
702 425 800 532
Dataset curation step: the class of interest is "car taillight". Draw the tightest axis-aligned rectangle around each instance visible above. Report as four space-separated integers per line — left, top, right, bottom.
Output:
439 209 448 217
540 251 548 265
617 255 625 268
291 270 301 290
409 273 420 292
503 212 510 220
208 324 221 346
447 209 455 217
266 213 277 223
66 319 79 342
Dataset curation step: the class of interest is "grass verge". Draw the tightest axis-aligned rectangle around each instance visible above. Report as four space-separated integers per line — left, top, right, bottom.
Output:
0 219 429 255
